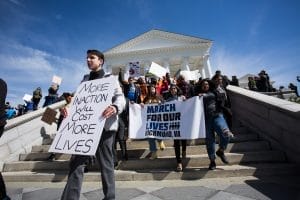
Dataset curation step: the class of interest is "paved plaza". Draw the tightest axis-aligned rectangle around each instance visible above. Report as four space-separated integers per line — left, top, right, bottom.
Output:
5 175 300 200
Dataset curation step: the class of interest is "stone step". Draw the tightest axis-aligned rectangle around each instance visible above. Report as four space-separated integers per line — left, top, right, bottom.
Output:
35 133 259 151
2 163 298 182
4 150 285 172
21 141 270 161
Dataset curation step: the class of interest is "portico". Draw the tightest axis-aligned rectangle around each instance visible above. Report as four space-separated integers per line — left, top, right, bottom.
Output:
104 29 213 79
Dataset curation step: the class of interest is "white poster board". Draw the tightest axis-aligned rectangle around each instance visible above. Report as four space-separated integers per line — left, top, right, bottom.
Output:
149 62 167 78
128 62 141 78
23 94 32 102
49 76 118 155
129 96 206 139
52 75 62 85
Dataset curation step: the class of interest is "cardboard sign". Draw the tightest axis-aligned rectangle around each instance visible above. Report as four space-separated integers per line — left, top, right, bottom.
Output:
49 76 118 156
41 107 58 125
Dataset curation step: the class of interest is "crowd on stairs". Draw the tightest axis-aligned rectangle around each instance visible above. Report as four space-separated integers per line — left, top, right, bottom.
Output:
2 49 299 200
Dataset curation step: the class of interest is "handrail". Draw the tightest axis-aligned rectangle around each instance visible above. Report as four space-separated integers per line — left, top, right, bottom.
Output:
227 85 300 113
4 100 66 131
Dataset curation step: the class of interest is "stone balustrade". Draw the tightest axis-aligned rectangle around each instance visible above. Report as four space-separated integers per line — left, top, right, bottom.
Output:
227 85 300 164
0 101 66 170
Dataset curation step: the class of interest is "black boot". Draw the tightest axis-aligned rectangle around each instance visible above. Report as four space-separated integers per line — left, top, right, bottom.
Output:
216 149 229 164
209 160 216 170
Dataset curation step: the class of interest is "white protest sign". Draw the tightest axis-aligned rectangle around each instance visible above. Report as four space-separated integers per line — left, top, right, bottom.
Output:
23 94 32 102
180 70 193 81
129 96 206 139
191 70 200 80
149 62 167 78
49 76 118 156
128 62 141 78
52 75 62 85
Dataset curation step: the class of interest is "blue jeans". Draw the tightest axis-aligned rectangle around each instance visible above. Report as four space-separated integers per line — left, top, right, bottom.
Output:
148 138 162 152
205 114 230 160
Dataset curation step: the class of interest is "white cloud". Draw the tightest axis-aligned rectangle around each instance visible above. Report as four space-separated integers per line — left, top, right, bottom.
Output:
210 45 299 88
0 41 86 106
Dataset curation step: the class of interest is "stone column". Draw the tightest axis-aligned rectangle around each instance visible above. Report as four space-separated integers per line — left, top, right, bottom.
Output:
203 55 212 78
201 66 206 78
163 59 170 73
143 61 151 76
181 56 190 71
103 63 112 74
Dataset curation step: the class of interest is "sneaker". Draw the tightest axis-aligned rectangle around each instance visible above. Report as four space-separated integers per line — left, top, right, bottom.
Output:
158 141 166 150
149 151 158 160
176 163 183 172
182 151 186 159
114 161 120 170
216 149 229 164
209 160 216 170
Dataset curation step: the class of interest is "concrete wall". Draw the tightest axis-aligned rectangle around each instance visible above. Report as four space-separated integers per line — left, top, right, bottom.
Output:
227 85 300 164
0 101 65 170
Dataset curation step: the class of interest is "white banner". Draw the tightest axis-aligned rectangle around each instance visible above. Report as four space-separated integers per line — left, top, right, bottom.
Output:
49 76 117 155
129 96 206 139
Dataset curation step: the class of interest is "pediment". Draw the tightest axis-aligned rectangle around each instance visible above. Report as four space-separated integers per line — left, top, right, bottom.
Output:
105 29 212 54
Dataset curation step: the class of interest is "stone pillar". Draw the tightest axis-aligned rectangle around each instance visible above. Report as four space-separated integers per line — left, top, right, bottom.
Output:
143 61 151 76
103 63 112 74
163 59 170 73
201 66 206 78
181 56 190 71
203 55 212 78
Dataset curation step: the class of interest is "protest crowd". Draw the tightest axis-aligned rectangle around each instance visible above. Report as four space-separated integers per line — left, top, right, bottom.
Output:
1 48 300 200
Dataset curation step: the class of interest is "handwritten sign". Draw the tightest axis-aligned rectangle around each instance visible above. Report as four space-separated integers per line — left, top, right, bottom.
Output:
49 76 117 155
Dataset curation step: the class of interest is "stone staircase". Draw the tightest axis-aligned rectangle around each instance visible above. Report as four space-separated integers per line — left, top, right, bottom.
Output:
2 125 299 182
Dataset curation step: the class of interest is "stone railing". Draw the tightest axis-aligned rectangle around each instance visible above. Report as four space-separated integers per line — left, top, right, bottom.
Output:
0 101 66 170
227 85 300 164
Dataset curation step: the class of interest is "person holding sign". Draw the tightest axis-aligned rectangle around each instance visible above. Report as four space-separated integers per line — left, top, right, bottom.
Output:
141 84 166 160
198 79 233 170
61 50 125 200
165 84 186 171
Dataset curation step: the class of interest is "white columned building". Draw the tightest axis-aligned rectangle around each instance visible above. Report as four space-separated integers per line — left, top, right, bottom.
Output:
104 29 213 79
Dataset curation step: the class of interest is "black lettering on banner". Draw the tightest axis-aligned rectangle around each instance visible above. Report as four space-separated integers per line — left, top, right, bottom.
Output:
174 131 181 137
144 101 183 138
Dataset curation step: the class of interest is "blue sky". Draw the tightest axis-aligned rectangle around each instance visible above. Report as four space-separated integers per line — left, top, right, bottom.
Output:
1 0 299 106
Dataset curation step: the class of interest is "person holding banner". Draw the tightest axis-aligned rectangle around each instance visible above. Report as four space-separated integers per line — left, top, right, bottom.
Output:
198 79 233 170
165 84 186 171
61 50 125 200
141 84 166 159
